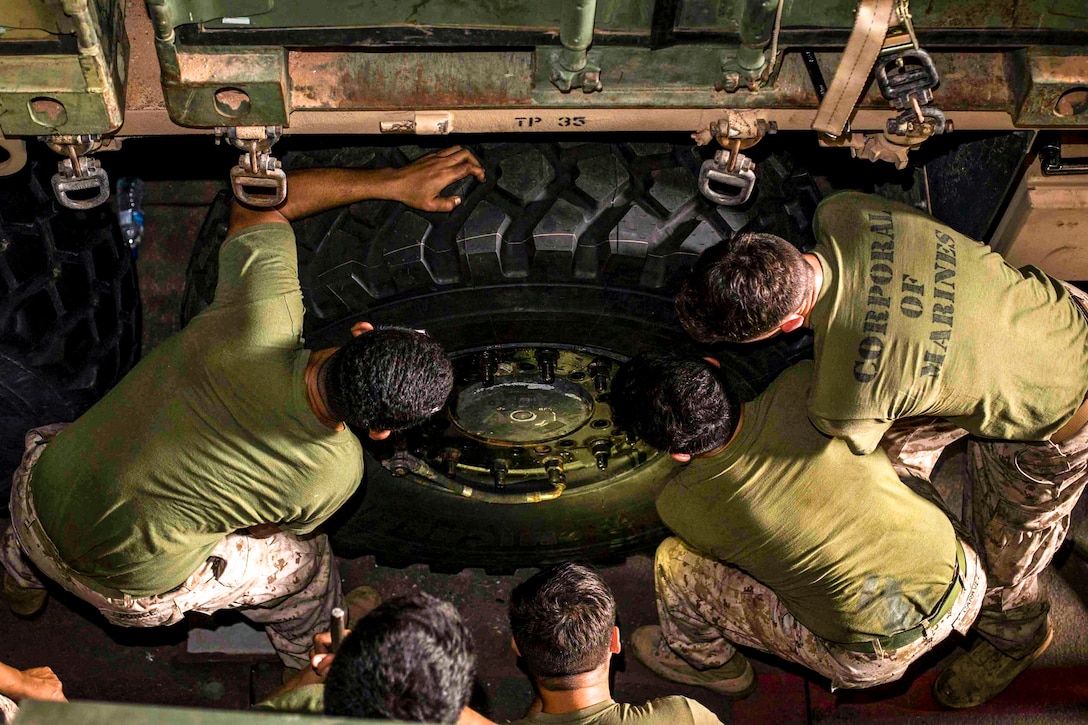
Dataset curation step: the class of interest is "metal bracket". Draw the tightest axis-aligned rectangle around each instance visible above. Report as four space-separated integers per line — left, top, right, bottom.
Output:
876 49 939 111
551 0 603 94
699 147 757 206
215 125 286 207
886 104 949 138
551 51 603 94
819 130 918 170
717 0 782 92
41 134 110 210
876 2 951 142
1040 141 1088 176
694 114 775 205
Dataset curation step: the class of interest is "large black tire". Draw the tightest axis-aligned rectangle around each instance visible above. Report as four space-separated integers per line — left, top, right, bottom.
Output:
182 139 817 572
0 157 141 510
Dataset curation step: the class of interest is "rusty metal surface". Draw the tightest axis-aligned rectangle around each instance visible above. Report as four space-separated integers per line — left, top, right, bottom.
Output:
282 48 1013 112
110 2 1040 138
289 51 534 110
1010 49 1088 126
124 0 166 112
164 49 287 127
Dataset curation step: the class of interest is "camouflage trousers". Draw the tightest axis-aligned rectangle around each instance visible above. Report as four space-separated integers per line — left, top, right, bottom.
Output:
655 536 986 690
1 426 341 669
881 408 1088 659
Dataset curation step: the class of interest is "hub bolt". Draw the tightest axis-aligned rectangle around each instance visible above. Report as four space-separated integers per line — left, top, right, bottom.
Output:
537 349 559 384
590 357 611 394
591 439 612 470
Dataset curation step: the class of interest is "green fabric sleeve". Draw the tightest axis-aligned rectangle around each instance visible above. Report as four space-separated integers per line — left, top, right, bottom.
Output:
685 699 725 725
212 222 299 309
257 683 325 714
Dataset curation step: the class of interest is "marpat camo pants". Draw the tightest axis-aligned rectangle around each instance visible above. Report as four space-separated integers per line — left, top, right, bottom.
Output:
655 535 985 690
881 407 1088 659
2 426 341 669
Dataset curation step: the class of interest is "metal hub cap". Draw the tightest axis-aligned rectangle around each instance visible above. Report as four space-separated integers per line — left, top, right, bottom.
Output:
451 375 595 443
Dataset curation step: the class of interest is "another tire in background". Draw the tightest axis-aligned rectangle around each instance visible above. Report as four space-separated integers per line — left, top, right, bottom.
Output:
0 157 141 511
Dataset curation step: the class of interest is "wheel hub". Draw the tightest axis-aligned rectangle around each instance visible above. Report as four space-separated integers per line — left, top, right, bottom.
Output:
395 346 663 495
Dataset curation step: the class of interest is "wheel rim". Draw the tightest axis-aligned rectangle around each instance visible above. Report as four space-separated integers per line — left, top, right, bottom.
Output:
388 346 665 499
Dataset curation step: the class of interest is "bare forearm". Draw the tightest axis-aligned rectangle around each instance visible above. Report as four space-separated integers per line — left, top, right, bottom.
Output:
228 146 484 235
0 662 23 699
274 167 400 221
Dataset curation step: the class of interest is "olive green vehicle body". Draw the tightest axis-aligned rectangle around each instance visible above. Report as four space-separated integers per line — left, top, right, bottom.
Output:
1 0 1087 139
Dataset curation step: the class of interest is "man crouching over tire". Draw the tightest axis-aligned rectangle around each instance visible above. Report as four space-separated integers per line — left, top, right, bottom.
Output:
0 147 485 670
610 352 984 696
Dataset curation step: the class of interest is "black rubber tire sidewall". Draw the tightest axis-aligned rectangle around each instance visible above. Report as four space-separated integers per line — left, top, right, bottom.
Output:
183 140 815 570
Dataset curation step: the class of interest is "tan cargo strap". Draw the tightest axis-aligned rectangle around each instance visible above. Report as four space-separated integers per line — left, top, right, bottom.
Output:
811 0 896 137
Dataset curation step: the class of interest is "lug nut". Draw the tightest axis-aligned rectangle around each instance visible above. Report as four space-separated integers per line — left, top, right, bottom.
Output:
589 357 611 394
591 440 611 470
492 459 509 487
537 349 559 384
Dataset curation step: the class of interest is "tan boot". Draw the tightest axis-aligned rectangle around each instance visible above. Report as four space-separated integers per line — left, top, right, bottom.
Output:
630 625 756 699
933 625 1053 709
2 571 47 618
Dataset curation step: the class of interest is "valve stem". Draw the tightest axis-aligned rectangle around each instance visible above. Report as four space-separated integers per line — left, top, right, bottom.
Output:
544 458 566 487
442 448 461 478
492 459 509 487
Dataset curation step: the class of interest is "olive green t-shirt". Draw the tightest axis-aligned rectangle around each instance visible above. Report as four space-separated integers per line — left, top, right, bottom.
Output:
656 361 957 644
809 191 1088 455
511 697 722 725
259 683 326 714
31 223 363 597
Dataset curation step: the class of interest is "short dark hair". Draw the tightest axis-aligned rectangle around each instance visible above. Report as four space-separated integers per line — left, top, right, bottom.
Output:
509 562 616 691
324 593 476 723
610 351 739 455
675 232 811 343
326 327 454 431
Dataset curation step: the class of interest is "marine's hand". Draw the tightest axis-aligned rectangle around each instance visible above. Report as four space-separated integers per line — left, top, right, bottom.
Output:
311 629 351 678
458 706 497 724
12 667 65 702
389 146 485 212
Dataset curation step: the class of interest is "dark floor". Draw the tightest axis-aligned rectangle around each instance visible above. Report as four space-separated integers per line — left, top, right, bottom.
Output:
4 148 1088 722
